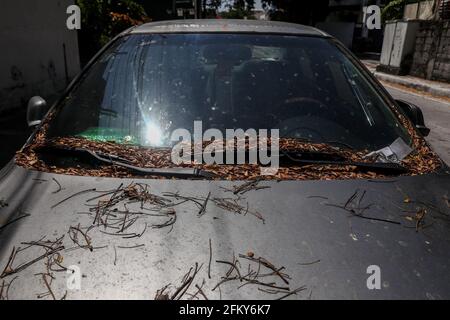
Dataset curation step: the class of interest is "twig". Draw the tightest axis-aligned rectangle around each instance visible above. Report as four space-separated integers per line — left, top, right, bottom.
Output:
258 287 288 295
212 276 239 291
208 239 212 279
344 190 359 208
0 247 18 278
238 279 290 291
41 273 56 300
48 253 67 272
194 282 209 300
307 195 328 200
325 203 401 224
276 286 307 300
1 242 64 279
0 213 30 231
0 276 18 300
6 247 64 278
51 188 97 209
228 179 270 195
117 244 145 249
171 263 202 300
5 276 18 300
216 260 243 280
152 215 176 230
51 178 62 194
100 230 136 237
86 190 120 202
324 189 400 225
155 284 170 300
198 192 211 216
239 254 289 285
213 197 265 223
68 225 93 251
163 192 204 208
298 259 321 266
97 184 123 226
0 280 4 300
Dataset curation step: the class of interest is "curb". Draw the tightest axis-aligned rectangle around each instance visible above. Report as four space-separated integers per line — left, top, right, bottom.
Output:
373 71 450 98
363 64 450 99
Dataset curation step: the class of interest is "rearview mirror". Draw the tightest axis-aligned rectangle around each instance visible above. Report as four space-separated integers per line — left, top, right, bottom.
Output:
27 96 47 127
395 100 430 137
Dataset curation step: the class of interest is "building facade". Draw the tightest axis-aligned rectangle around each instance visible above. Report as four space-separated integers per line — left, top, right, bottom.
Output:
0 0 80 113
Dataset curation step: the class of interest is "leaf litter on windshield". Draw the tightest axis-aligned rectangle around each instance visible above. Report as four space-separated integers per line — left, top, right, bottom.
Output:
14 105 443 180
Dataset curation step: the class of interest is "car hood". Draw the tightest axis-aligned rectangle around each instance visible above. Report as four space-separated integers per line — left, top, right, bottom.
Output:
0 162 450 300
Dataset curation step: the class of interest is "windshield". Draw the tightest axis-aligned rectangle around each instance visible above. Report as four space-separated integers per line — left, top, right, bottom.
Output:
47 33 410 151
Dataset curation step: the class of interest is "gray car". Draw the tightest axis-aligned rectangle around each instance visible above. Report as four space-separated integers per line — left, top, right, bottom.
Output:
1 20 449 300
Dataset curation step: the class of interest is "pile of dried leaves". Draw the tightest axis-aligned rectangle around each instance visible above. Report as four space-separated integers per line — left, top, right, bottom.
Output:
15 107 442 180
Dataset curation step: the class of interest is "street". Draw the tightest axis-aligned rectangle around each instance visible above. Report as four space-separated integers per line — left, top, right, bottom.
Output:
385 84 450 165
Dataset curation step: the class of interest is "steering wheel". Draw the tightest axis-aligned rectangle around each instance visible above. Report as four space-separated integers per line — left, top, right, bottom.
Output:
278 120 326 142
277 114 364 150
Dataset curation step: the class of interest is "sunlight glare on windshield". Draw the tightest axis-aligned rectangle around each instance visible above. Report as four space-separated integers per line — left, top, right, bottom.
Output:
144 121 163 147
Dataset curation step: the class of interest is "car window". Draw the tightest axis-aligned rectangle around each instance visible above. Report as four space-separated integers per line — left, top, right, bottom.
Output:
47 33 410 151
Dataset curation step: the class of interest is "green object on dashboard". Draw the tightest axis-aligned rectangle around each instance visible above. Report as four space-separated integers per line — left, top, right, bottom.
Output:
77 128 138 144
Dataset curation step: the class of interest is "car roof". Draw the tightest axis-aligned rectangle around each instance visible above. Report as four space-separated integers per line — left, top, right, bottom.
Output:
128 19 329 37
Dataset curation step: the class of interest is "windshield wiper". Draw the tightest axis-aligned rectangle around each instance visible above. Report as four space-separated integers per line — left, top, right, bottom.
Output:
341 62 375 126
38 145 217 179
279 150 408 174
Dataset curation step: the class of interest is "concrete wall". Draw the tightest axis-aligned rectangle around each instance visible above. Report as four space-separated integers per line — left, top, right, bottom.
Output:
411 20 450 83
404 1 436 20
0 0 80 113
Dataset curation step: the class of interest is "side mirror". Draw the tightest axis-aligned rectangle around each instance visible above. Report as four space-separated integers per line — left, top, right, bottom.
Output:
27 96 47 127
395 100 430 137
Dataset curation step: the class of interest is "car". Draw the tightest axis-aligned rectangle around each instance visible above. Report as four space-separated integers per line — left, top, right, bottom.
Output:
0 19 449 300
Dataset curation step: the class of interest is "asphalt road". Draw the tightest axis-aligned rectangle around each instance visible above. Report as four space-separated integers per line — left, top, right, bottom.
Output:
385 85 450 166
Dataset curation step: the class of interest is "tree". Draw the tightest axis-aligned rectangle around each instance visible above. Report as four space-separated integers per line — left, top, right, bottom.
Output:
202 0 223 17
381 0 408 22
261 0 330 25
134 0 174 21
77 0 149 64
220 0 256 19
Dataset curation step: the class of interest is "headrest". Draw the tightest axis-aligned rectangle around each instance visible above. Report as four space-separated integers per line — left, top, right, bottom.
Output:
202 45 252 65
